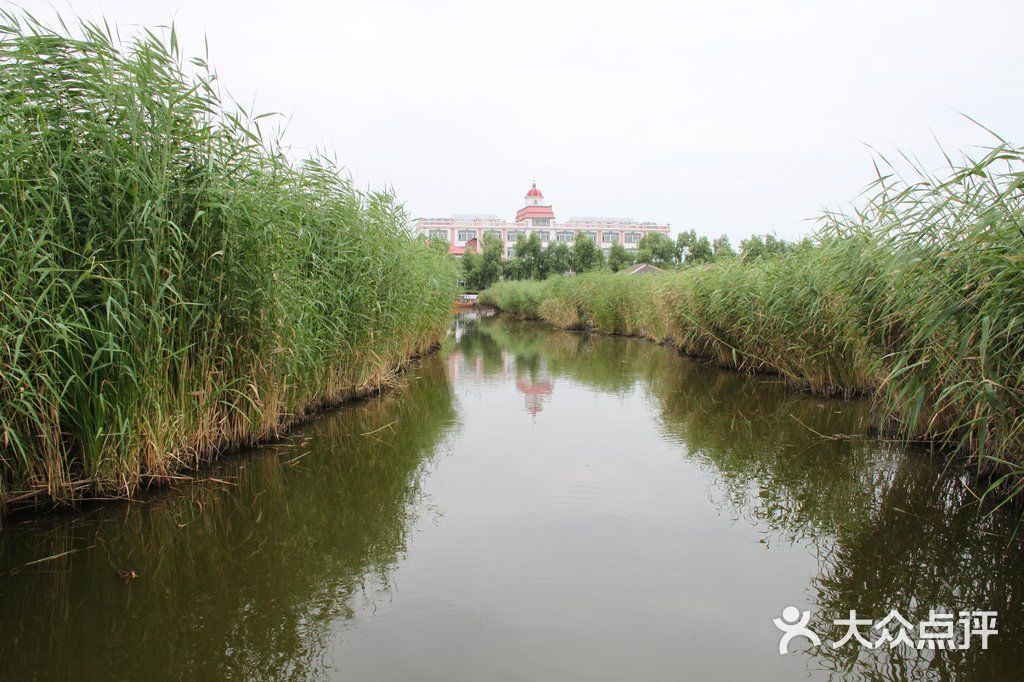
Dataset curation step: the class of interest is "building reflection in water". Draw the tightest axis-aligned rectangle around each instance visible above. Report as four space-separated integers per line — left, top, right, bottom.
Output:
515 377 553 415
449 309 555 415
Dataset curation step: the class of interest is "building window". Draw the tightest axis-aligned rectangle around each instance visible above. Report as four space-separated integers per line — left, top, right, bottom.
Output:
532 218 550 227
536 231 550 242
583 231 598 242
507 231 523 242
507 247 515 258
457 230 476 242
556 231 574 243
625 231 642 244
428 229 448 240
483 229 502 240
602 232 619 244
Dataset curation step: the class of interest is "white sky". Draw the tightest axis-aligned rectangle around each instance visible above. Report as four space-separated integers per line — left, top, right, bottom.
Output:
15 0 1024 241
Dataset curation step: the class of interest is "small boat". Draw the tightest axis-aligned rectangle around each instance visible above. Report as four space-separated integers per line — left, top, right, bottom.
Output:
453 294 478 309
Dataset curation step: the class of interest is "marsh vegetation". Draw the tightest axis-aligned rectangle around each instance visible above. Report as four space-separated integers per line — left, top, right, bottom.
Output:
481 141 1024 502
0 13 457 509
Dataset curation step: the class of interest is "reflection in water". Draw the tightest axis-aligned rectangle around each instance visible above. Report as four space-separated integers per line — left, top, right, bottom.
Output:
450 310 556 416
455 315 1024 681
515 377 554 416
0 357 456 680
0 313 1021 681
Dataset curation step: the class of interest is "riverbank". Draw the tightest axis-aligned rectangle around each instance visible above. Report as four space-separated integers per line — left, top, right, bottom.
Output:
480 142 1024 497
0 15 458 511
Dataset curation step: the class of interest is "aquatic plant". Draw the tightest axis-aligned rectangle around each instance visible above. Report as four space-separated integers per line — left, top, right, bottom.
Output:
0 12 457 509
480 139 1024 497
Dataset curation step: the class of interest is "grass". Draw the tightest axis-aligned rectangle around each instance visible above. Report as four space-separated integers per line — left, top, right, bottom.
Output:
0 13 457 510
481 139 1024 500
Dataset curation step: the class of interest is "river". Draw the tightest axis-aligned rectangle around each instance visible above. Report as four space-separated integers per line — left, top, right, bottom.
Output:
1 311 1021 680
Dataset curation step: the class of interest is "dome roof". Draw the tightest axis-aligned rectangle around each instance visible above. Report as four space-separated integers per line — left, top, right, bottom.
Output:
525 183 543 197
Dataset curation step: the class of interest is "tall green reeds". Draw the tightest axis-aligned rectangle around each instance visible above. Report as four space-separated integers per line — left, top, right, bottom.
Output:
481 140 1024 496
0 13 457 509
820 142 1024 496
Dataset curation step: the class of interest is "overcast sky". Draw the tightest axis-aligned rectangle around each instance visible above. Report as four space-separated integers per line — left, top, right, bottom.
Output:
16 0 1024 241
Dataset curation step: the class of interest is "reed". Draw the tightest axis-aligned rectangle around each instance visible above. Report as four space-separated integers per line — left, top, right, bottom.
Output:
481 139 1024 496
0 13 457 510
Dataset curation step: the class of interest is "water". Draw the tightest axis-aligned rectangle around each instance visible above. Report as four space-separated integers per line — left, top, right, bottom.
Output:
2 312 1022 680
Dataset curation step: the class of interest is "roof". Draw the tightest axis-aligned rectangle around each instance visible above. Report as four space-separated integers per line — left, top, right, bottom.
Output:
622 262 665 276
514 205 556 222
448 237 480 256
525 183 543 197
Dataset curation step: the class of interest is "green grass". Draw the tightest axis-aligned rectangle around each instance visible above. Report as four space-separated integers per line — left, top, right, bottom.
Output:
0 13 457 510
481 140 1024 500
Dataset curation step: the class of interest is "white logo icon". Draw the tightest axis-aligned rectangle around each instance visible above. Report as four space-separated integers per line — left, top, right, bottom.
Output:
774 606 821 654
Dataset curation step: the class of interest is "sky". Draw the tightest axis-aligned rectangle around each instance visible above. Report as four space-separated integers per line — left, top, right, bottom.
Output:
13 0 1024 242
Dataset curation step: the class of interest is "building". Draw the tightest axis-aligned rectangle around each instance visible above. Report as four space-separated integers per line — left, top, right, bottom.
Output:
621 262 665 276
413 183 670 259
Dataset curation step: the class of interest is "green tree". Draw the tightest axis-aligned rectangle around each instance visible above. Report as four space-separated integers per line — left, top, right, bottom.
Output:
740 233 794 261
502 257 529 281
740 234 766 261
570 233 604 273
711 234 735 260
460 250 480 288
636 233 676 267
469 235 503 289
675 229 696 263
424 236 451 257
687 235 713 263
546 242 571 276
764 234 787 255
514 232 545 278
607 242 634 272
536 248 552 279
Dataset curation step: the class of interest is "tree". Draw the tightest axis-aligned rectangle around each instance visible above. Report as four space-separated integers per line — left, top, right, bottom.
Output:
425 237 450 257
460 250 480 288
470 234 503 289
711 234 735 260
535 247 552 280
571 233 604 273
763 234 787 256
514 232 545 279
740 233 792 261
607 242 634 272
687 235 713 263
675 229 696 263
636 233 676 267
740 234 766 261
502 257 529 281
546 243 571 276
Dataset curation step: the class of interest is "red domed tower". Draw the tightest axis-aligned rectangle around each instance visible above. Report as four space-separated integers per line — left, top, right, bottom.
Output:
515 182 556 225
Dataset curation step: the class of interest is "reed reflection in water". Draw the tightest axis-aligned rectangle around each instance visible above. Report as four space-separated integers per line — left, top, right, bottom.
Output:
0 312 1021 681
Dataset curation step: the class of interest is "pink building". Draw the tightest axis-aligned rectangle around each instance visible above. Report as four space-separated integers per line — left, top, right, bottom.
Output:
413 183 670 259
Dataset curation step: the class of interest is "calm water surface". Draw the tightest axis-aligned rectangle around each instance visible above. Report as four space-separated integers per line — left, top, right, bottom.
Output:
2 312 1023 680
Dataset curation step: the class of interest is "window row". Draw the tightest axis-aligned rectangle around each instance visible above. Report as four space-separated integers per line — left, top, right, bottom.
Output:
448 229 653 244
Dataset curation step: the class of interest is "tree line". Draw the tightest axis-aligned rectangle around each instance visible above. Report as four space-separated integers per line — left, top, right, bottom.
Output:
432 230 808 290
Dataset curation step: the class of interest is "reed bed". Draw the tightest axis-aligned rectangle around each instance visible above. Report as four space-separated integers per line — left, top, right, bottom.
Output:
481 141 1024 497
0 13 457 510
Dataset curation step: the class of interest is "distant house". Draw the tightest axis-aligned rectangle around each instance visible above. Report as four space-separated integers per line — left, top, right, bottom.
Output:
621 262 664 276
